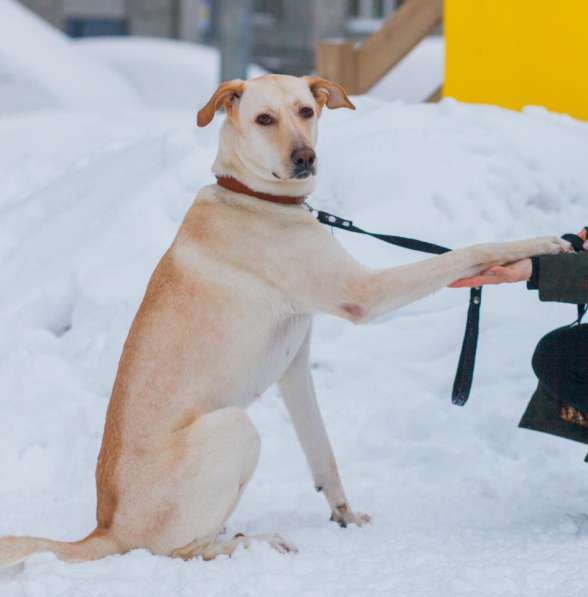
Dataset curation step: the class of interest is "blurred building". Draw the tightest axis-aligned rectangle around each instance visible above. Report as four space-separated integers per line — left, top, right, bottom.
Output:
17 0 403 74
17 0 206 40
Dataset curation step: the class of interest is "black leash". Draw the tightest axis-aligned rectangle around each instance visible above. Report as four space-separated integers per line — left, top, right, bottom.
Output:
307 205 481 406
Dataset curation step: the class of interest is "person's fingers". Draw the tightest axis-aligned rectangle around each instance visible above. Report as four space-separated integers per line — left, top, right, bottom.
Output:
449 275 500 288
449 259 534 287
449 264 521 287
449 279 474 288
449 280 474 288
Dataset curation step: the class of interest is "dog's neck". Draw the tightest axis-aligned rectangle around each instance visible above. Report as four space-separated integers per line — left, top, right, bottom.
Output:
212 120 315 199
215 176 307 205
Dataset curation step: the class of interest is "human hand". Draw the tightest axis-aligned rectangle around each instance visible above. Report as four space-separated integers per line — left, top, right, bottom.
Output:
449 258 533 288
450 229 583 288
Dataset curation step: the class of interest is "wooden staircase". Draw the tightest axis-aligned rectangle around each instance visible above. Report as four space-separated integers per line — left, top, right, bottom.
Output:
316 0 443 96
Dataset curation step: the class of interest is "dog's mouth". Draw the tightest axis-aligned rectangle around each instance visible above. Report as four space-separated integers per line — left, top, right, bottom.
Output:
273 165 317 181
290 166 316 180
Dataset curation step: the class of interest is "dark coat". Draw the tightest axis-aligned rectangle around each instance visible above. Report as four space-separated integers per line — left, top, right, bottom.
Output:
530 252 588 304
519 252 588 459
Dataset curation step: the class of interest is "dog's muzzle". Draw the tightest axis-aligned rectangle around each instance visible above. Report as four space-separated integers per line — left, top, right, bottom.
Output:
290 147 316 179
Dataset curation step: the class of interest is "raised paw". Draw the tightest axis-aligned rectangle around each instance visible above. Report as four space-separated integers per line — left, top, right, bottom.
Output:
330 503 371 528
530 235 572 256
486 235 572 267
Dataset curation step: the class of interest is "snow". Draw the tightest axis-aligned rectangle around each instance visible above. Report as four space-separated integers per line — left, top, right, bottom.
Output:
75 37 265 110
2 5 588 597
0 0 139 113
369 36 444 103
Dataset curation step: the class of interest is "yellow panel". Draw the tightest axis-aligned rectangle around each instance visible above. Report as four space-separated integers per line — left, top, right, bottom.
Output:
444 0 588 121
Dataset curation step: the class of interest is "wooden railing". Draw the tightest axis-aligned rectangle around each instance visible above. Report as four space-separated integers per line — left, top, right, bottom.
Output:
316 0 443 95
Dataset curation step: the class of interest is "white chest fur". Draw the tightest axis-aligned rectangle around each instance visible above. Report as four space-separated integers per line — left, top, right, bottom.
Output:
251 313 312 400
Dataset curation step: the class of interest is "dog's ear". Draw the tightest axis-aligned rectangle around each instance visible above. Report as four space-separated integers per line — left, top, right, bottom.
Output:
197 80 245 127
304 76 355 111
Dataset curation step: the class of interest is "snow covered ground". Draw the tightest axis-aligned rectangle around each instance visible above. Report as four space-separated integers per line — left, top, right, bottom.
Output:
2 4 588 597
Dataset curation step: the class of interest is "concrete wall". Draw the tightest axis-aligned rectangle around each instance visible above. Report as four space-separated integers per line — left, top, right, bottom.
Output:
127 0 178 38
17 0 195 39
62 0 126 17
252 0 348 75
178 0 202 41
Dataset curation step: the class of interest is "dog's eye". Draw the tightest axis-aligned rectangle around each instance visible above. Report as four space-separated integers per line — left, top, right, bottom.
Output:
255 113 274 126
299 107 314 119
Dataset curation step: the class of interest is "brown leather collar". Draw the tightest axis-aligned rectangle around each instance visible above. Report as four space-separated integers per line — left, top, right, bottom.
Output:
216 176 306 205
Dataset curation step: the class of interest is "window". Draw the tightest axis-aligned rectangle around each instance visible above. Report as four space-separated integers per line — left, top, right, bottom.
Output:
65 17 129 38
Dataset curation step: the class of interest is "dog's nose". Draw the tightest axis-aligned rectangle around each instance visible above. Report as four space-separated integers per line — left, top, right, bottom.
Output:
290 147 316 171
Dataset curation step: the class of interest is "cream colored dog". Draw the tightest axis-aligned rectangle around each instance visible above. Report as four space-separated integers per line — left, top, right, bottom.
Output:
0 74 570 566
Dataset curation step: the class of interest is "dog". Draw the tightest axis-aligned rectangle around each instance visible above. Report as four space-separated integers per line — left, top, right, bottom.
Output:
0 74 570 566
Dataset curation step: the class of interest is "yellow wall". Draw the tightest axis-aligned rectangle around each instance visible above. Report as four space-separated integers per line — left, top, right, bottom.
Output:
444 0 588 121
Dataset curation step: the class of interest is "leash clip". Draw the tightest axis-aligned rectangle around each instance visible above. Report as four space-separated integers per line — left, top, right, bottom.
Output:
306 204 353 229
318 211 353 229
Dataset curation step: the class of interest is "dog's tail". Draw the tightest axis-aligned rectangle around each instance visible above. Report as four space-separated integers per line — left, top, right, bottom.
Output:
0 528 122 568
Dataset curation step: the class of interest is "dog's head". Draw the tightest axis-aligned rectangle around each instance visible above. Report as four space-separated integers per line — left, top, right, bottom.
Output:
197 74 354 190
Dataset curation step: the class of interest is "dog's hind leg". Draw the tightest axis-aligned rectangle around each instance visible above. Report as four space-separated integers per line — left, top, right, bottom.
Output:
173 532 297 561
150 407 296 560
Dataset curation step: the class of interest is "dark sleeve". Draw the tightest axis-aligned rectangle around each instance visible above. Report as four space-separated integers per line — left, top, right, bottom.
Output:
529 252 588 304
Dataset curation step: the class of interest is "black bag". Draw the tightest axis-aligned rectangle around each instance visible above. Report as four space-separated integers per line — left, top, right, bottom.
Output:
519 324 588 462
520 386 588 462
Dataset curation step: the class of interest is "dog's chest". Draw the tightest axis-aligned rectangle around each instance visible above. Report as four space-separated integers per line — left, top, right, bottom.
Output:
252 313 311 396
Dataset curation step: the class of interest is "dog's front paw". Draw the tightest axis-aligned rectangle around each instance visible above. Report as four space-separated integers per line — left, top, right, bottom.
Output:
533 235 572 256
330 503 371 528
482 236 571 266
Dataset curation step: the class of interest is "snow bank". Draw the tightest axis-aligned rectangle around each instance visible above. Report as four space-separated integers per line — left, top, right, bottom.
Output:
0 0 139 114
76 37 265 110
1 74 588 597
